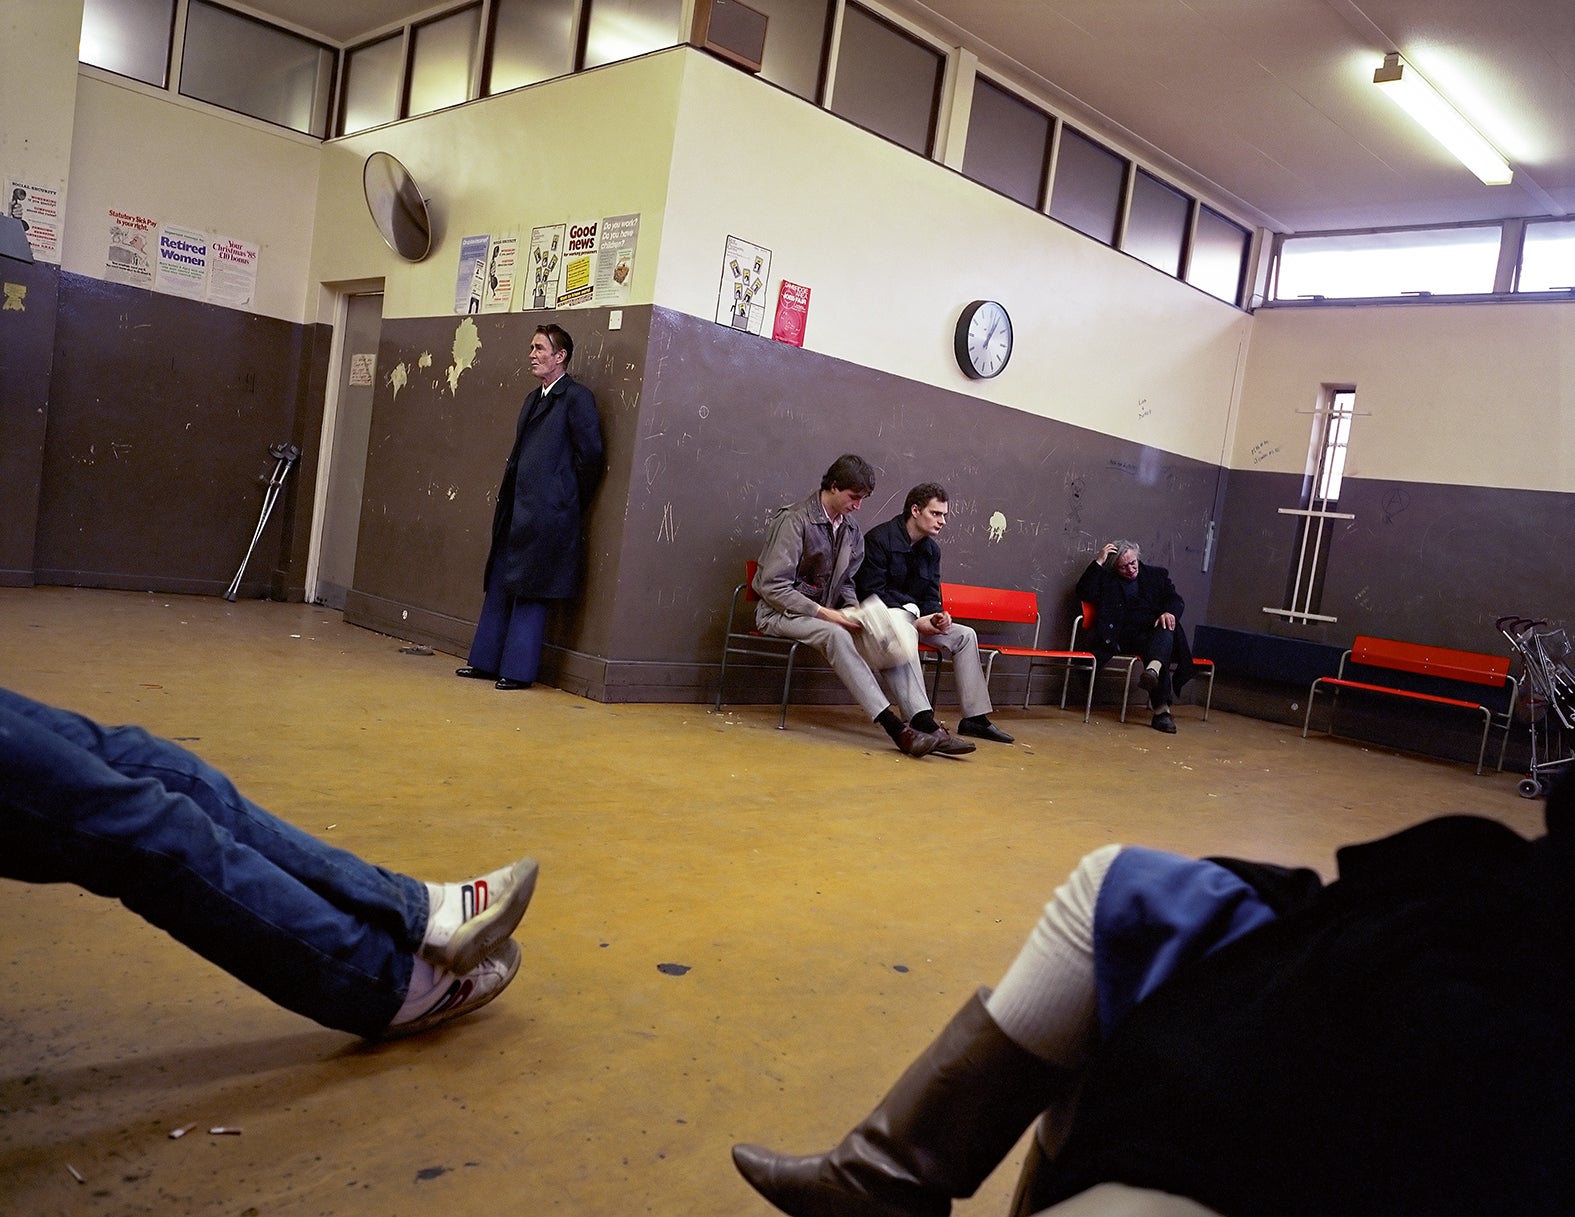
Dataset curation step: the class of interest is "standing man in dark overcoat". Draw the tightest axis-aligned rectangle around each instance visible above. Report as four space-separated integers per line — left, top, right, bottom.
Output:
457 323 604 690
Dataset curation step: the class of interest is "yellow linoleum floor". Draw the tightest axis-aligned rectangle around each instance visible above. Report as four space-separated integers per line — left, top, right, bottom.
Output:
0 588 1547 1217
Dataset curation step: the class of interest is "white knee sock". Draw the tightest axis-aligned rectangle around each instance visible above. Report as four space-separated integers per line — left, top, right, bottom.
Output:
986 843 1121 1069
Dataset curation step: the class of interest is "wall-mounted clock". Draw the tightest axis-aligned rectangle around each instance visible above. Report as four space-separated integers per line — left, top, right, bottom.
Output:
954 299 1012 379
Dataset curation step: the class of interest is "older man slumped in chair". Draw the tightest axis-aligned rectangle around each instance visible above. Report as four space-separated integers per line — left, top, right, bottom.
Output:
1076 540 1197 734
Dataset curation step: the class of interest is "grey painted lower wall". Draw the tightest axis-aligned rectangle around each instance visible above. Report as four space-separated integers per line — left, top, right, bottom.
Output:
13 278 1570 782
1209 467 1575 655
343 305 652 673
612 308 1224 705
6 271 327 599
0 258 57 587
1204 468 1575 777
344 304 1573 735
344 305 1225 703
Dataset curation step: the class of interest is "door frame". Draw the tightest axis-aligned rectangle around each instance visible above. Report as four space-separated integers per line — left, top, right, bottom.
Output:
304 279 384 604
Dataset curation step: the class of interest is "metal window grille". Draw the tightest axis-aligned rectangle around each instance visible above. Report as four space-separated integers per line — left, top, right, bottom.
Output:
1264 388 1356 624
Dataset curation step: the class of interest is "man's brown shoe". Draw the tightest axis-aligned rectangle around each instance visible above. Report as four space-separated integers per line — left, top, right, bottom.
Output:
896 726 940 758
930 726 978 757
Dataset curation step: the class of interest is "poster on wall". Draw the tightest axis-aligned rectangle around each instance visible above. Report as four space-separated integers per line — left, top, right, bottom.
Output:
594 212 640 304
481 236 518 313
772 280 811 346
6 180 61 263
207 235 258 308
456 233 490 313
155 223 210 299
527 224 564 309
523 213 642 309
715 234 771 335
105 208 158 287
558 218 600 308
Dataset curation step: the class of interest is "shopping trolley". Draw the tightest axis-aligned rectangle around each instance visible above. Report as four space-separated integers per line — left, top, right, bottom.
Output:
1495 615 1575 798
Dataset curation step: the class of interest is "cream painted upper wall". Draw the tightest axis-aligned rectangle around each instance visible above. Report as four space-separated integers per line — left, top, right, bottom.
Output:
657 52 1251 465
0 0 81 200
1237 303 1575 492
63 75 322 322
311 54 682 323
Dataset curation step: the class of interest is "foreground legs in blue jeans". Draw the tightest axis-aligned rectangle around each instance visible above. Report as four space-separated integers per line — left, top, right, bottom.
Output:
0 687 536 1038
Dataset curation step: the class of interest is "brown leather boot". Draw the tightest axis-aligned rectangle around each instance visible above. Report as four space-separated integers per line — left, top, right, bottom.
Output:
732 989 1072 1217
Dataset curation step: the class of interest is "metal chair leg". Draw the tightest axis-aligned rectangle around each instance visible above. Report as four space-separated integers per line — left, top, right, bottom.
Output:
777 647 798 729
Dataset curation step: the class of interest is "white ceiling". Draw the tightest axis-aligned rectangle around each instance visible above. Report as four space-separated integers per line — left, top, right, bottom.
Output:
245 0 1575 233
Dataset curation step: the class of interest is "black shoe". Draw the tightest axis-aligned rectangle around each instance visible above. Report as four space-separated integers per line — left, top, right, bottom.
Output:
1151 710 1177 734
495 678 533 690
958 717 1014 744
456 666 497 680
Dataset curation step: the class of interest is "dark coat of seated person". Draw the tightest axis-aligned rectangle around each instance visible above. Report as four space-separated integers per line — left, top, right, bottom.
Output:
732 778 1575 1217
1075 539 1196 733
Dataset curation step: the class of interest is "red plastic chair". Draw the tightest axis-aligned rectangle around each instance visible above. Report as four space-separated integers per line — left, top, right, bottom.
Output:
714 560 809 729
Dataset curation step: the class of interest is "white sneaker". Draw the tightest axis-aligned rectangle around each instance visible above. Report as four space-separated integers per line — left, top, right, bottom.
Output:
383 939 521 1039
421 857 539 975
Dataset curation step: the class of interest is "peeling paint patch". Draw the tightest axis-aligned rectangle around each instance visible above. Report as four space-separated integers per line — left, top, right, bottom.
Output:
418 350 432 369
389 362 409 401
3 283 24 311
656 962 690 976
447 317 481 394
988 511 1007 542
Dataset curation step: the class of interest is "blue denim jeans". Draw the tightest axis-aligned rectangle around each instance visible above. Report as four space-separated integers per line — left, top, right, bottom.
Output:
0 687 426 1036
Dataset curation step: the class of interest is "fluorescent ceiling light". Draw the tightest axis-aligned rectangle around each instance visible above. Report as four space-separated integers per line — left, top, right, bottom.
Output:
1373 53 1512 186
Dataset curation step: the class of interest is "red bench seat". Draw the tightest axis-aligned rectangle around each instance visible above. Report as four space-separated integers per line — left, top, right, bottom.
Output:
1302 635 1518 775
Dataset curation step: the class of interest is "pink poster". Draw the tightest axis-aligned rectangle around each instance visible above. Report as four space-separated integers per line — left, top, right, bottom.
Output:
772 280 810 346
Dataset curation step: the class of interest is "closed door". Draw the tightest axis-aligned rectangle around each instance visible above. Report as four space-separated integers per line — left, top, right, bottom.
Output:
314 291 383 609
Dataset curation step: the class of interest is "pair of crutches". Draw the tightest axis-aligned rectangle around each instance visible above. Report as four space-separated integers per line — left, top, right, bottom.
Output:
224 441 300 602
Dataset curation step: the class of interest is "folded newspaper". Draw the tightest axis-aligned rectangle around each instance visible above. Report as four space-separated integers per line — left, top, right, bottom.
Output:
842 595 911 670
